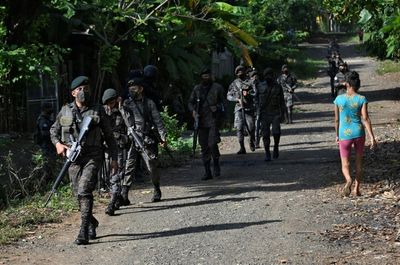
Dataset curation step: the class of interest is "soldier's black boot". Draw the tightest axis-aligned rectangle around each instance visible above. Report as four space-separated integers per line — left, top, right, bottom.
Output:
75 220 89 245
151 183 162 202
264 139 271 162
202 160 213 180
288 107 293 124
213 158 220 177
255 120 261 148
89 215 98 240
120 185 131 206
255 136 261 149
273 135 281 159
113 194 121 210
265 150 271 162
105 193 118 216
75 196 90 245
237 141 246 154
250 139 256 152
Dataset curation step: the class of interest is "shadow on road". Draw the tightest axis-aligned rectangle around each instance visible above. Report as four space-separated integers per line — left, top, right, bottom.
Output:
93 220 281 244
361 86 400 102
120 196 259 214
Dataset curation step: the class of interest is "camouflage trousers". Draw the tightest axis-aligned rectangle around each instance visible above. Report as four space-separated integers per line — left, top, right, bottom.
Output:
104 147 127 195
284 92 294 107
122 143 160 188
198 125 220 162
234 110 255 143
69 148 103 198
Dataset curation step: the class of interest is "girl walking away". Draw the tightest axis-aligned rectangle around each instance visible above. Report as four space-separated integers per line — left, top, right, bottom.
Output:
334 71 377 197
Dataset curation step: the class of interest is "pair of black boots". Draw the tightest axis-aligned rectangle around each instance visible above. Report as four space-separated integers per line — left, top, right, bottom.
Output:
119 184 162 205
264 135 280 162
202 159 220 180
105 192 122 216
75 196 99 245
237 140 256 154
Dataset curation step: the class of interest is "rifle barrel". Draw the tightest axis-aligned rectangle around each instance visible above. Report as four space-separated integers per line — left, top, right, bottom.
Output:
44 160 72 207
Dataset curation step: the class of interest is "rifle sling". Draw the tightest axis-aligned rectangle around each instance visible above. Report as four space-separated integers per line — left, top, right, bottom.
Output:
131 98 153 132
71 103 85 134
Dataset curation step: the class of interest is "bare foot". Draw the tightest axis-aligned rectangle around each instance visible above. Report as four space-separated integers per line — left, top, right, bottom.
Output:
352 190 361 196
342 181 352 197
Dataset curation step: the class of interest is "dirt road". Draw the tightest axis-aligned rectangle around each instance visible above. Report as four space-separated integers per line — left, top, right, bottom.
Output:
1 42 399 265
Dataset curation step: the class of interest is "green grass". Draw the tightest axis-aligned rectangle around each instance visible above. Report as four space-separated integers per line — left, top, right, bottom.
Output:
377 60 400 75
0 185 77 245
289 54 326 80
157 138 193 167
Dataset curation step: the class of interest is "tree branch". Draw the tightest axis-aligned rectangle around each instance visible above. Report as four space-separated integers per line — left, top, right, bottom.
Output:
114 0 170 45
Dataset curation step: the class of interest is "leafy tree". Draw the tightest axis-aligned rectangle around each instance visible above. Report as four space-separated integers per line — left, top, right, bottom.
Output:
323 0 400 58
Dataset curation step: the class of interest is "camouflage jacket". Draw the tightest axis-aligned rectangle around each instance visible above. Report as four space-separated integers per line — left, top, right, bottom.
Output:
277 73 297 93
257 80 285 115
123 97 167 143
227 78 255 113
334 71 348 96
188 82 225 128
334 71 346 88
103 105 131 148
50 102 118 160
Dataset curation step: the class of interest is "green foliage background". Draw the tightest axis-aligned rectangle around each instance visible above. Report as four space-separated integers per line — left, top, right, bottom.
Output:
323 0 400 59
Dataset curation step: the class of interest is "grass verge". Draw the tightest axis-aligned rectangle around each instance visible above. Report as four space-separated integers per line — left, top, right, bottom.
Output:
0 185 77 245
289 50 326 80
377 60 400 75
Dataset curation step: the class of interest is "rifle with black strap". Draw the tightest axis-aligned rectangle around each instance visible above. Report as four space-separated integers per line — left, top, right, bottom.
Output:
119 107 155 161
44 116 92 207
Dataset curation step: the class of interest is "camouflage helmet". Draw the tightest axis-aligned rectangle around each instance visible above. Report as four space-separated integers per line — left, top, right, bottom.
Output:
143 65 158 78
235 65 246 75
102 88 117 104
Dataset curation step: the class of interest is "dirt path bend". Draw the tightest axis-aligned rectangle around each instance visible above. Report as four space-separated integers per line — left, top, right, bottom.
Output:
1 43 399 265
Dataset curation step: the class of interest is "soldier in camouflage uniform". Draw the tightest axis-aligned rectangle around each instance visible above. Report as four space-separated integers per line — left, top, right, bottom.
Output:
327 52 344 97
334 62 349 97
35 103 56 157
277 65 297 124
188 68 225 180
120 77 167 204
101 88 131 216
50 76 118 245
258 68 286 161
35 103 56 184
227 65 256 154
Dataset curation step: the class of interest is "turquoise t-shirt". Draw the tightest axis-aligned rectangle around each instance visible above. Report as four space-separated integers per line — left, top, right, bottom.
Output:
334 93 367 140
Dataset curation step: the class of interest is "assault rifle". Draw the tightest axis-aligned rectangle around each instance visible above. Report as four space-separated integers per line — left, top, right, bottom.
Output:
192 96 200 158
127 126 156 161
44 116 92 207
119 107 155 161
